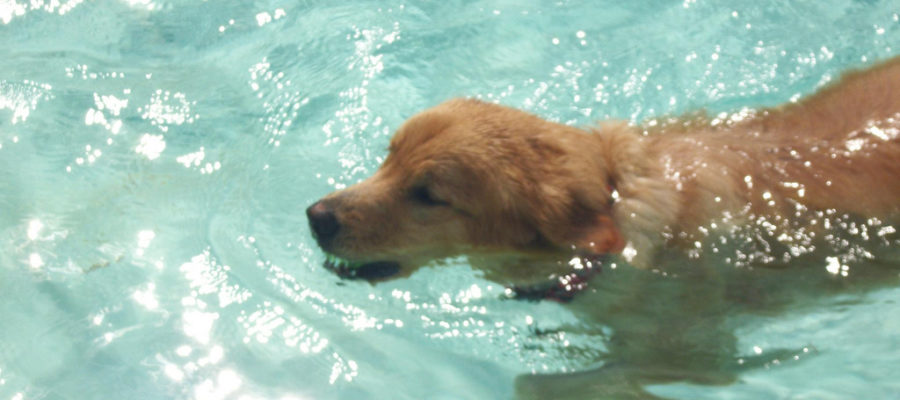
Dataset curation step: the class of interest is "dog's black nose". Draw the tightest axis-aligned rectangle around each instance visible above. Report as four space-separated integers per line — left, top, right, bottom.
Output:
306 201 339 244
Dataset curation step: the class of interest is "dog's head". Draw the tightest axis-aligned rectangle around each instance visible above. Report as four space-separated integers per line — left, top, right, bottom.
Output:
307 99 626 281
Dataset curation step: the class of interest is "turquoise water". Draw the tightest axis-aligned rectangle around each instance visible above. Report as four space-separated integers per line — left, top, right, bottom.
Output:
1 1 899 399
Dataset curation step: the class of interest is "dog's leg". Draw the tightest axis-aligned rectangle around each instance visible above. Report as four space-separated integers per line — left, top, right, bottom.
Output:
515 364 670 400
507 256 608 303
513 255 745 398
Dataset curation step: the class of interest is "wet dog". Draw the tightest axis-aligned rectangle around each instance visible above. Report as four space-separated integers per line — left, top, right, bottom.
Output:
308 57 899 284
307 57 900 397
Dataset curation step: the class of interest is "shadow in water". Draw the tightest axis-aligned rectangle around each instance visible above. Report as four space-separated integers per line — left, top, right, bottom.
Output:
513 227 900 399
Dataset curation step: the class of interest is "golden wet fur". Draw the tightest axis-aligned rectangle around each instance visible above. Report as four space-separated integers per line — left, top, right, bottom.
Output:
308 57 900 398
312 57 900 278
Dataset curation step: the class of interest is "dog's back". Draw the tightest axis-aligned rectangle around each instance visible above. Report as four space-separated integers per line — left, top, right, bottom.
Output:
653 58 900 232
757 57 900 215
764 57 900 140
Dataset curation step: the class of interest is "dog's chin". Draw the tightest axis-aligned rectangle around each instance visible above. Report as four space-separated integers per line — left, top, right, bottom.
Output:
323 255 402 282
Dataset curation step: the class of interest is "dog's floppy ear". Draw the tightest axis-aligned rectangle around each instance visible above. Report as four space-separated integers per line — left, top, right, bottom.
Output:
568 214 625 256
532 184 625 257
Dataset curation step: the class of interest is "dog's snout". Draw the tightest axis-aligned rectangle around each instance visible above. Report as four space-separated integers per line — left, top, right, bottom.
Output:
307 201 340 244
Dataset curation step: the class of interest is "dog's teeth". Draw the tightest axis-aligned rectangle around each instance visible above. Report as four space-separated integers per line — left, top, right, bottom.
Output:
324 254 363 271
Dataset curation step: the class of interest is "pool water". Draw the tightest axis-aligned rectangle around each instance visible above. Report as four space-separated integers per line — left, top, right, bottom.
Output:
1 0 899 399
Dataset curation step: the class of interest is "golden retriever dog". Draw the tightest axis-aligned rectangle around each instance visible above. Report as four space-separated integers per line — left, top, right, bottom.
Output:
308 57 899 279
308 57 900 397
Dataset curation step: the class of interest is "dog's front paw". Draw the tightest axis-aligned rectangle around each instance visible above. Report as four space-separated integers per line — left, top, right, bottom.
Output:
507 265 601 303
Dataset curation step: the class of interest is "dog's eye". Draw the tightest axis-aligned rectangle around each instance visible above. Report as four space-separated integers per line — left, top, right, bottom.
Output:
410 185 447 206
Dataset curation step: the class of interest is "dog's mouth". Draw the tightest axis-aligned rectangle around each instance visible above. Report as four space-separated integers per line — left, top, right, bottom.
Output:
323 255 401 281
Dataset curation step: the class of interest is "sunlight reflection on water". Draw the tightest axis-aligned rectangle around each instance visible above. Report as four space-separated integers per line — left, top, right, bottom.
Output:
0 0 898 399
